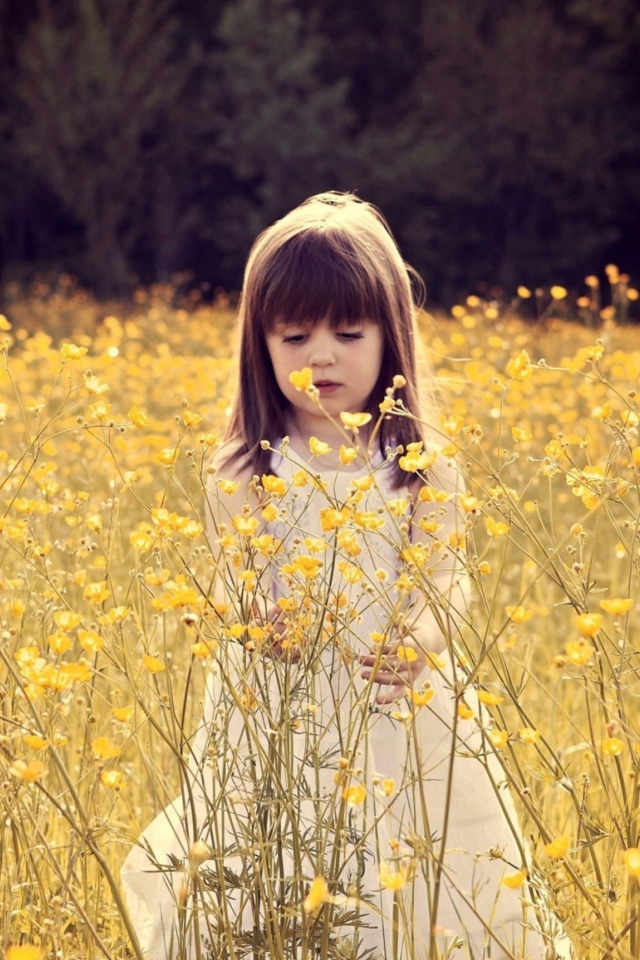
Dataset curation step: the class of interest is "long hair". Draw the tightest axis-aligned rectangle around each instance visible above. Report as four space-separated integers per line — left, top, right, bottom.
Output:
225 192 431 488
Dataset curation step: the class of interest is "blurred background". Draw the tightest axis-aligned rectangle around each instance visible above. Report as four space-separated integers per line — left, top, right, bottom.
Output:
0 0 638 305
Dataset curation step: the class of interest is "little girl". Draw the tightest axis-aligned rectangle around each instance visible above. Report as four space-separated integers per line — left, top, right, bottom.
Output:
122 193 573 959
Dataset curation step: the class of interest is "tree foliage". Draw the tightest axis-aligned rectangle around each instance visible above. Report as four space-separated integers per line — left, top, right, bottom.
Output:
0 0 638 299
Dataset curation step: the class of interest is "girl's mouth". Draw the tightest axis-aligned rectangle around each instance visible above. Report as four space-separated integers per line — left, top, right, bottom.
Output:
314 381 341 394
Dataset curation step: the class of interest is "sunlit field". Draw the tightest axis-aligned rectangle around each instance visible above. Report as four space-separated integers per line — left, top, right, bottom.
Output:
1 275 640 960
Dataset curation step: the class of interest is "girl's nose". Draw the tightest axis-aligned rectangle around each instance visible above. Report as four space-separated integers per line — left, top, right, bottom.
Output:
308 340 336 367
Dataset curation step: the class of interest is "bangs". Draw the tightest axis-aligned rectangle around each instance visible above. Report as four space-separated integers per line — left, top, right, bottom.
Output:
255 231 388 331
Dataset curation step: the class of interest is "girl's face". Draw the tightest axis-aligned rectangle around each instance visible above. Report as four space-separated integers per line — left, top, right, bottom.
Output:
265 317 384 429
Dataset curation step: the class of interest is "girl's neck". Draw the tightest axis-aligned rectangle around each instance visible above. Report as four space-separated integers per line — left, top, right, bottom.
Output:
283 413 374 471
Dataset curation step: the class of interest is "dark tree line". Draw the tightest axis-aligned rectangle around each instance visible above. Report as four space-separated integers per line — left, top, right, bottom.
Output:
0 0 639 301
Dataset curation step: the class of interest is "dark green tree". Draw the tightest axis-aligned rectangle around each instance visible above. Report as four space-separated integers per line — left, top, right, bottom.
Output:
15 0 190 294
354 0 633 296
202 0 356 279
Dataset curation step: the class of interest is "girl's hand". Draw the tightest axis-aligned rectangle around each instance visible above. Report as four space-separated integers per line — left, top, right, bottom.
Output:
359 642 426 705
253 604 299 660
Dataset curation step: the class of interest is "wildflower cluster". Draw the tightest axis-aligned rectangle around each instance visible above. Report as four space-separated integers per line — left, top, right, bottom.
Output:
0 286 639 959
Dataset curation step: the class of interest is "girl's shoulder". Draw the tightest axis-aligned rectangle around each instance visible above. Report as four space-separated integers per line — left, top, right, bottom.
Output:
208 436 251 481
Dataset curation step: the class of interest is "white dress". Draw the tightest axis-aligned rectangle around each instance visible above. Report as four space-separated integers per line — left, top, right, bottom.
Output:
121 445 573 960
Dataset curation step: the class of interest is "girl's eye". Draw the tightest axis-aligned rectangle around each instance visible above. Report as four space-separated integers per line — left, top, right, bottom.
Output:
338 332 364 340
282 334 306 344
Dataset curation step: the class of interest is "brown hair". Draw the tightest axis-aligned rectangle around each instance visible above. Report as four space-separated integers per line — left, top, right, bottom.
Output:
225 192 430 488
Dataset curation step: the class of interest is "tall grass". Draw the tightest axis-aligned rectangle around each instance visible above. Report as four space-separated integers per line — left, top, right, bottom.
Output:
0 279 639 959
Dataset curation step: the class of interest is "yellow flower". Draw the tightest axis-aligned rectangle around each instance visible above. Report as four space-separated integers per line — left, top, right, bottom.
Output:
89 400 111 420
440 413 464 436
353 511 385 530
143 654 166 673
459 494 483 513
309 437 332 456
83 581 111 604
320 507 351 531
622 409 639 427
511 426 532 442
191 641 218 659
183 409 202 427
337 560 363 584
418 484 449 503
576 613 602 637
478 691 504 706
218 479 240 495
84 374 109 394
343 784 367 806
396 645 418 663
489 730 509 749
289 367 314 392
457 702 475 720
6 946 44 960
599 598 633 615
336 530 360 557
262 503 278 522
379 862 408 891
386 497 408 516
286 556 323 579
382 778 395 795
486 517 509 537
48 632 72 655
303 875 329 912
54 610 82 632
9 759 45 782
506 605 532 623
426 652 447 669
550 285 568 300
339 444 358 464
92 737 121 759
623 848 640 879
602 737 624 757
339 411 372 429
128 405 150 427
351 474 374 491
23 735 50 750
251 533 278 555
545 836 570 859
232 515 259 536
158 447 180 465
261 474 287 497
506 349 532 380
60 342 88 361
565 638 592 665
411 687 435 707
398 450 436 472
101 770 123 788
502 869 527 889
519 727 541 744
237 570 257 590
112 705 134 723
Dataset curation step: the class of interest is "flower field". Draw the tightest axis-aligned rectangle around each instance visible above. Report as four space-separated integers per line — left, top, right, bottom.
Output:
1 282 640 959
